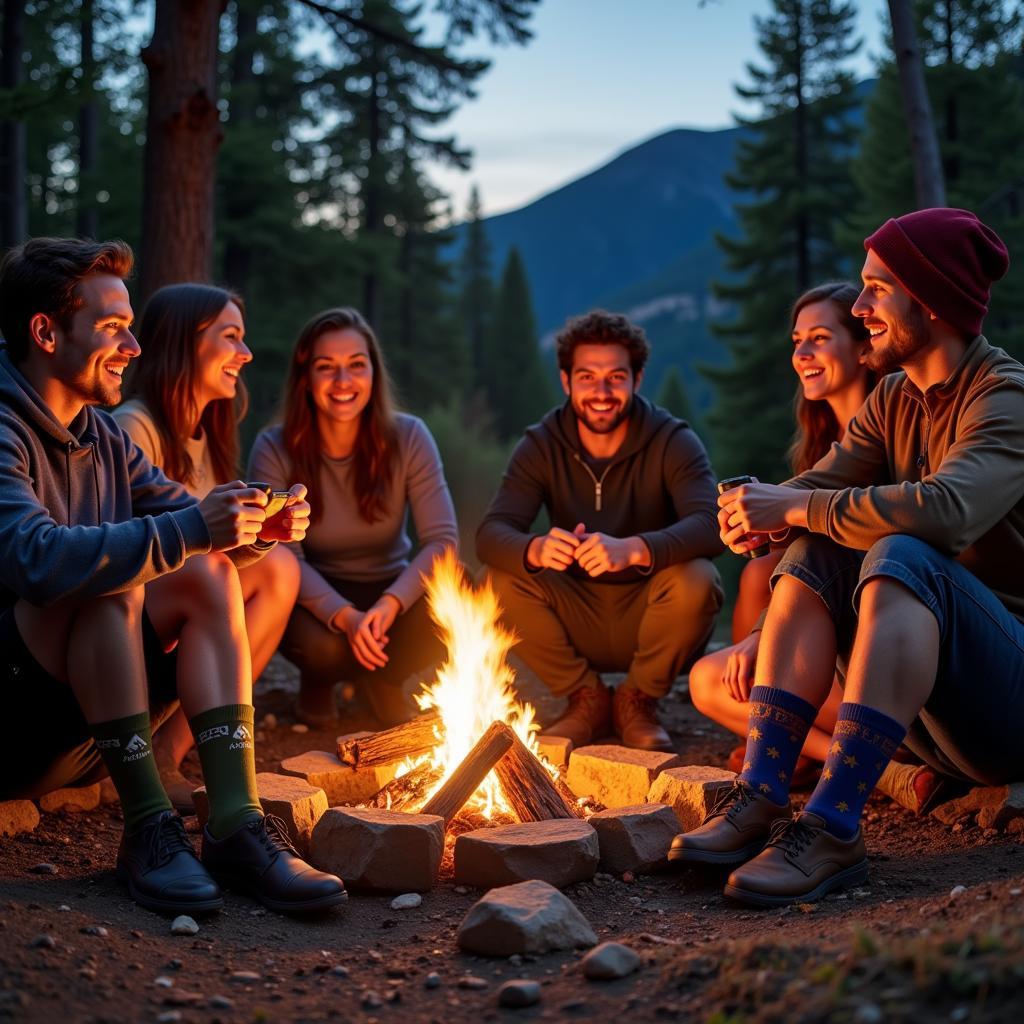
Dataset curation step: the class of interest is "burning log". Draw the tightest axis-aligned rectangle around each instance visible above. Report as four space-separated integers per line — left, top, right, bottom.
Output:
338 709 443 769
421 721 515 824
367 762 444 812
495 731 586 822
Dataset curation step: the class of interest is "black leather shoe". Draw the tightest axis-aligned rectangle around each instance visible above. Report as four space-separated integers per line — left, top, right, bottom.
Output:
201 814 347 914
116 810 224 915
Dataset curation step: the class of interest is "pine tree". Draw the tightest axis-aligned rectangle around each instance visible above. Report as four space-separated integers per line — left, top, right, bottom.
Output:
706 0 862 483
482 247 553 439
459 184 493 390
655 365 698 428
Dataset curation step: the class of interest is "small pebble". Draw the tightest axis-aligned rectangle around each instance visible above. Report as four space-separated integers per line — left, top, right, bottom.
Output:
390 893 422 911
361 990 383 1009
622 871 635 883
80 925 108 937
330 965 349 977
170 915 199 936
57 905 71 913
1010 888 1022 897
454 886 469 895
30 863 57 875
424 972 442 989
949 885 968 900
498 979 541 1008
209 995 234 1010
581 942 641 981
853 1004 884 1024
30 934 56 950
157 1013 182 1024
291 723 309 734
459 976 488 990
154 976 174 988
386 989 402 1004
230 970 261 982
261 713 278 729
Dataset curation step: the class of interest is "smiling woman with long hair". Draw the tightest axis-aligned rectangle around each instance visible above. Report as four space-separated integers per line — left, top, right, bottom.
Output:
114 284 301 810
688 282 875 780
248 307 459 727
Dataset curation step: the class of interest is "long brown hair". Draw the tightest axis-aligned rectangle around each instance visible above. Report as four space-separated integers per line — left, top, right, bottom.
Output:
130 284 247 488
787 282 875 474
281 307 398 524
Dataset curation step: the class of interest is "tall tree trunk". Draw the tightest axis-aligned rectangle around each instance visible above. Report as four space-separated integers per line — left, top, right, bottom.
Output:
362 52 383 325
222 0 256 291
140 0 224 301
887 0 947 208
941 0 959 187
0 0 28 248
77 0 99 239
793 1 809 293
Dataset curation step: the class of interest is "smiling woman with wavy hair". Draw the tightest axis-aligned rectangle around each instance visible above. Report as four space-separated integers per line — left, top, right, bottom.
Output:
248 307 459 728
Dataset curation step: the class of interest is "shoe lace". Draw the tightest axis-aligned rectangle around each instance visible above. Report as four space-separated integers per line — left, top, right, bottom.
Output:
766 816 817 857
703 780 754 824
615 686 658 723
147 813 195 867
253 814 298 858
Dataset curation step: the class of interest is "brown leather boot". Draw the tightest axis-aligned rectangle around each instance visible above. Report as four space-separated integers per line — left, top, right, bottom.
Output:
668 780 791 866
542 683 611 747
723 811 868 907
612 685 673 752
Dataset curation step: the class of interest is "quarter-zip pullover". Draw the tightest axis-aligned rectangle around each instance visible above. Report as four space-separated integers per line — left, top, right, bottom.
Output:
476 395 722 582
783 335 1024 622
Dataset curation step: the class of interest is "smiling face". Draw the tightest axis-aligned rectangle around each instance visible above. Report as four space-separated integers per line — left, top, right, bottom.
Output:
51 273 139 409
194 300 250 407
853 249 932 375
561 342 640 436
791 300 868 402
308 328 374 430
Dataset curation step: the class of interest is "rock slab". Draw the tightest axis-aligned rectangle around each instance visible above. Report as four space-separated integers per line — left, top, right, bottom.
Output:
457 879 597 956
454 819 598 888
193 773 328 854
38 784 101 814
309 807 444 892
280 746 398 806
646 765 735 831
0 800 40 837
933 782 1024 831
536 735 573 771
588 803 680 873
581 941 641 980
566 746 680 807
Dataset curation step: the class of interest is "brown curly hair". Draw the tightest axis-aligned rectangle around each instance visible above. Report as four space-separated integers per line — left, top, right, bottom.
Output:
554 309 650 376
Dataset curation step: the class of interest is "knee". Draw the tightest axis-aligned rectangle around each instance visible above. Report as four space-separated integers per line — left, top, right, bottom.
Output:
863 533 938 571
181 552 239 613
651 559 723 615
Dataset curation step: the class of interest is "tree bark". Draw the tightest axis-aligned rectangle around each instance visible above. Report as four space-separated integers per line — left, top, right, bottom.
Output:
77 0 98 239
140 0 225 301
337 709 444 769
0 0 28 248
888 0 947 208
494 731 585 822
793 1 809 293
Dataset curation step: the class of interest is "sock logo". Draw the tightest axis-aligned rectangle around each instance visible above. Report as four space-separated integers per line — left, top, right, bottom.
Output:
229 722 253 751
233 724 251 742
95 737 120 750
123 733 150 762
197 724 230 745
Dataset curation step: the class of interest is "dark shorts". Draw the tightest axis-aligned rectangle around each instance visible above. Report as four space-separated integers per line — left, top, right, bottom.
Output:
0 605 179 799
771 533 1024 785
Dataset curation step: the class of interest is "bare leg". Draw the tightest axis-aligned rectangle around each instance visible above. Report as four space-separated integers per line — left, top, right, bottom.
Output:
689 645 841 763
843 577 938 725
731 550 784 642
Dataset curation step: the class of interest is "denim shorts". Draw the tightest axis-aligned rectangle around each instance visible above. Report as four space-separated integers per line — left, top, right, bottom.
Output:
771 533 1024 785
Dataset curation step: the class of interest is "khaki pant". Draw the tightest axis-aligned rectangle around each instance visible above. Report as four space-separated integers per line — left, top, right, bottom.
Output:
488 560 723 700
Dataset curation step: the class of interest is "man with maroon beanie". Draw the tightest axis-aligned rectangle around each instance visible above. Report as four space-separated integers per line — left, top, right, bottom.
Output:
670 208 1024 905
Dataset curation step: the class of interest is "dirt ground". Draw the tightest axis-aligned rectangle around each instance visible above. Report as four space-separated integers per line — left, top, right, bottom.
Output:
2 660 1023 1024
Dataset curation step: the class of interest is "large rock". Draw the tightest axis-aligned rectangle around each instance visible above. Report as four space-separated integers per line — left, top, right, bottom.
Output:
193 773 328 854
38 784 101 814
454 819 599 888
566 745 680 807
0 800 40 837
279 749 397 807
536 735 573 771
933 782 1024 831
588 803 680 874
309 807 444 892
646 766 735 831
457 879 597 956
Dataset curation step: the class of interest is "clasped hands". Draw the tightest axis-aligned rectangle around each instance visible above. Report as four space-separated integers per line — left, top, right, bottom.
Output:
332 594 402 672
526 523 651 577
717 481 811 555
198 481 311 550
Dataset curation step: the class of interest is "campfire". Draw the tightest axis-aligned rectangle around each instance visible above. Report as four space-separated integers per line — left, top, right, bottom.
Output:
338 548 584 827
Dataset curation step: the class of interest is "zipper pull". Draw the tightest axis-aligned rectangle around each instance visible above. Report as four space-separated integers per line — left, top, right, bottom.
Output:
595 482 602 512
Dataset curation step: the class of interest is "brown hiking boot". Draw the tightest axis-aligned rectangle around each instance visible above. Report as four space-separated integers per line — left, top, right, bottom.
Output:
542 683 611 747
612 685 673 752
668 780 791 867
723 811 868 907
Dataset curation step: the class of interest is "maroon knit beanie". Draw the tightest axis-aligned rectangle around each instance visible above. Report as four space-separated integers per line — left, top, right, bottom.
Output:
864 208 1009 336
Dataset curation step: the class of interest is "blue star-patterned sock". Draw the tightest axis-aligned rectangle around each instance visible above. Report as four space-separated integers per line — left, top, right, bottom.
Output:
737 685 818 804
805 702 906 839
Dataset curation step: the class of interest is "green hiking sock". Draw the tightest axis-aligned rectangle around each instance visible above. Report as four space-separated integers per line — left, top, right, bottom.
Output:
189 704 263 839
92 712 172 834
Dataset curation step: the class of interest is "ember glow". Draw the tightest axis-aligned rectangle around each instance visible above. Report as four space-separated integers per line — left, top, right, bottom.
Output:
403 547 545 818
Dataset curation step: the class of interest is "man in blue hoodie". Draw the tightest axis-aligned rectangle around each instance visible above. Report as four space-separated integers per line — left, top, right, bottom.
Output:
0 237 346 916
477 310 723 751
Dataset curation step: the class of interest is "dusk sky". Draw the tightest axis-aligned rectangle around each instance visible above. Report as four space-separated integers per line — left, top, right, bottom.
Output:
429 0 887 217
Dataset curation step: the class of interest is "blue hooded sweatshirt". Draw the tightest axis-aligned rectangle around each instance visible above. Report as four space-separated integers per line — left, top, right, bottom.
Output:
0 348 211 609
